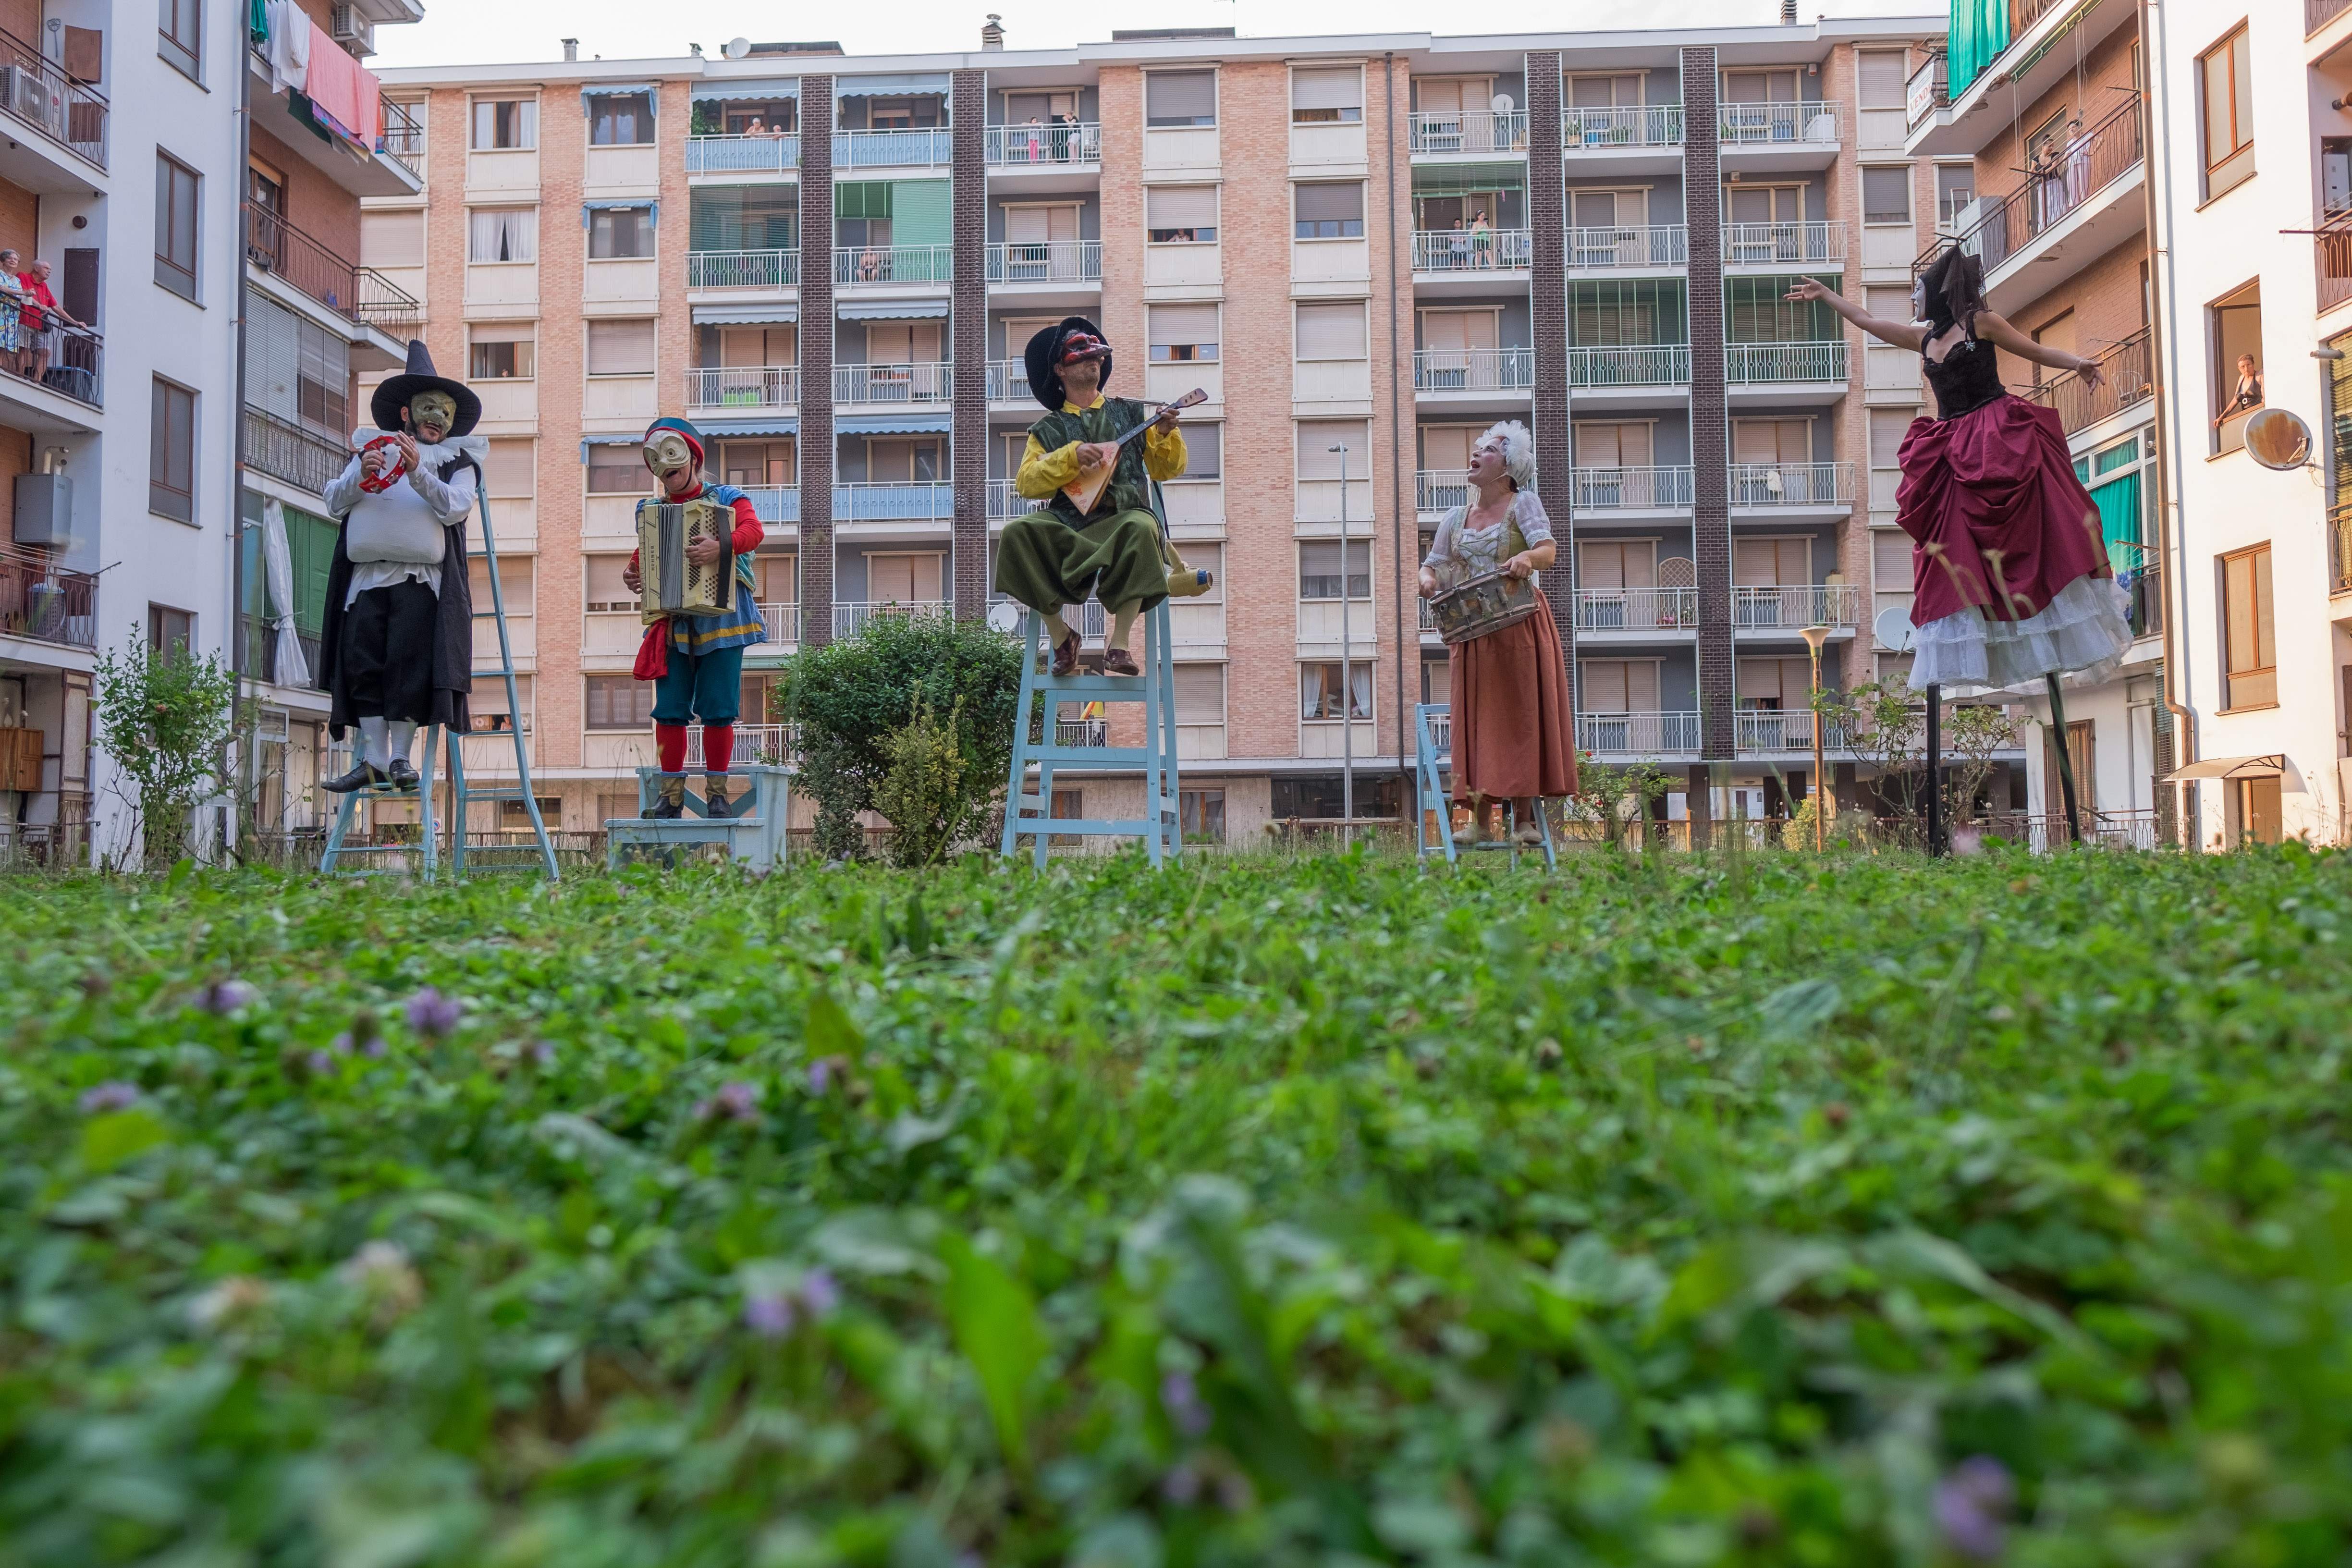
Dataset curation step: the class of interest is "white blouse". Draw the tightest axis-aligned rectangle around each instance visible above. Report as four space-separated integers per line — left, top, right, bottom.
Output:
1423 490 1553 587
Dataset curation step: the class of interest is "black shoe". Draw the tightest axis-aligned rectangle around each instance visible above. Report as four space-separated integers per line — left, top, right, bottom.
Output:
644 776 686 819
323 760 384 794
705 778 736 819
384 759 421 792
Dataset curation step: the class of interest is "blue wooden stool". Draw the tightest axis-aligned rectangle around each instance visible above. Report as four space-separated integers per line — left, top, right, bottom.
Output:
605 763 792 872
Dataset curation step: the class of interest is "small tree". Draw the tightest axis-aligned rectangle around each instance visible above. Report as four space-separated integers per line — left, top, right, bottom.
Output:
1942 700 2021 825
93 626 235 870
1837 679 1927 816
872 692 974 869
1567 754 1676 848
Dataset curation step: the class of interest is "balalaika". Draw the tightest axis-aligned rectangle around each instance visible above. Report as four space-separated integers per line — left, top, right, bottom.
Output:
637 497 735 625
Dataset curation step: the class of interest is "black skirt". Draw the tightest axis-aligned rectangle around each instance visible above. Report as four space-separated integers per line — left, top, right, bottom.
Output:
335 579 440 723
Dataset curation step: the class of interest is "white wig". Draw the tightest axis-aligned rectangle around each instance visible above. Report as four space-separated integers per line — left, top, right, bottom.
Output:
1478 420 1537 490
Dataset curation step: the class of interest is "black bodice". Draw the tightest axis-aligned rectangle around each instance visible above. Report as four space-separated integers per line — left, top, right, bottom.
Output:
1923 329 2006 420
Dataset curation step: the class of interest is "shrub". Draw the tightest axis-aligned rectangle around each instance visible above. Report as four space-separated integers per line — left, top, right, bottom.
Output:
92 626 235 870
872 693 976 869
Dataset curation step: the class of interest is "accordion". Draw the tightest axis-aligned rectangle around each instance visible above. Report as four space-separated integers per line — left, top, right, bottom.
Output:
637 498 736 625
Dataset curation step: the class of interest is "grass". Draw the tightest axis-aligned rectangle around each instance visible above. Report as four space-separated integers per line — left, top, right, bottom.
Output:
2 845 2351 1566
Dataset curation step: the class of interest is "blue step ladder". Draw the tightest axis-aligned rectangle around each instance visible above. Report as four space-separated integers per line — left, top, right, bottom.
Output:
999 600 1181 868
318 491 559 881
1413 702 1556 870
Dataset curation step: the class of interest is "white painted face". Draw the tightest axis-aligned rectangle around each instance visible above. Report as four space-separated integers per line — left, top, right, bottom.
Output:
1910 278 1929 322
1469 435 1510 485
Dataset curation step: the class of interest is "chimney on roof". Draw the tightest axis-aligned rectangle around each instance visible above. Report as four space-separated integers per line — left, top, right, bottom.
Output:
981 13 1005 49
1779 0 1797 21
562 37 579 61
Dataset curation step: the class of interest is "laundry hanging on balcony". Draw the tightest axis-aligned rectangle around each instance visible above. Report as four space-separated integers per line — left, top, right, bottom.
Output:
260 497 312 690
259 0 310 95
1946 0 2011 98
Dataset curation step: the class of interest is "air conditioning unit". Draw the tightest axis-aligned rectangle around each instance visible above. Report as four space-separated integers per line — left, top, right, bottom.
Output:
2 65 64 141
330 4 376 57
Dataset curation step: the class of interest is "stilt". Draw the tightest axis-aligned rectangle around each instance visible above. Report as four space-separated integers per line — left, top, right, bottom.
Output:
1924 683 1945 857
2044 672 2083 846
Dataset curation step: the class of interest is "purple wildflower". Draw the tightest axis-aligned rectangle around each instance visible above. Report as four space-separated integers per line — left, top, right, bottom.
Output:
529 1041 556 1069
78 1080 140 1114
1160 1463 1202 1505
716 1080 760 1120
363 1037 389 1060
742 1290 795 1339
404 988 462 1038
196 979 257 1015
1934 1456 2015 1562
806 1057 834 1094
306 1050 335 1076
798 1268 840 1318
326 1033 353 1057
1161 1370 1211 1438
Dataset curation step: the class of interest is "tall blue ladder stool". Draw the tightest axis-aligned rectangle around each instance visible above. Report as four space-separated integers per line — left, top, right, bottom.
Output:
1413 702 1556 870
605 763 793 871
998 601 1181 869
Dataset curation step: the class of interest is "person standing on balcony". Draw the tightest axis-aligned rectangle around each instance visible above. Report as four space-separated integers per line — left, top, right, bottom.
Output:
1448 217 1470 270
1786 250 2132 694
0 251 25 378
2214 353 2263 431
17 259 82 387
1470 209 1494 270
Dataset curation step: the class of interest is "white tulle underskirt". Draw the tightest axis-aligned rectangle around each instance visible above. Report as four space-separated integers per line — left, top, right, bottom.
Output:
1907 573 2136 696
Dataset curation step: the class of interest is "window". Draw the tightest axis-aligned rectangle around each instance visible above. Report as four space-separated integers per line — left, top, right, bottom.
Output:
1179 544 1225 602
1936 164 1974 227
1856 51 1906 111
468 208 537 263
1149 302 1220 363
1295 182 1365 239
588 319 656 377
1147 185 1217 244
362 209 425 269
1300 662 1372 721
585 674 658 729
589 206 654 259
467 558 534 617
2211 282 2263 454
470 332 535 380
1146 70 1216 128
588 444 653 494
1297 420 1369 477
2221 543 2275 710
718 439 795 488
1868 408 1911 471
692 186 799 251
2198 26 2254 197
1871 527 1913 627
1292 67 1363 124
865 437 944 482
1862 166 1911 224
1176 422 1222 480
590 92 656 146
247 294 350 438
585 556 636 613
2031 309 2076 386
159 0 201 80
155 153 200 300
1178 785 1226 845
473 99 539 150
1296 302 1368 360
148 605 194 659
150 379 196 522
485 440 535 496
1298 540 1372 600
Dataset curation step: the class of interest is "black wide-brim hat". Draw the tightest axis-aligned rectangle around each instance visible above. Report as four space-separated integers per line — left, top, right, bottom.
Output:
1023 315 1114 412
369 339 482 437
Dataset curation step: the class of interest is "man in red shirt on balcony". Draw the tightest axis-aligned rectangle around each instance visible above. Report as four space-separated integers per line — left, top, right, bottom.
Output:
17 259 83 387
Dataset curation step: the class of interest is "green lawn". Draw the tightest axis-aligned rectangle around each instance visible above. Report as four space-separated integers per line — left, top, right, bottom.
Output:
3 847 2351 1566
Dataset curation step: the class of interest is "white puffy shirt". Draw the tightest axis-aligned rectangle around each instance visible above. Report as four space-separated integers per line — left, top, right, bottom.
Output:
322 439 479 605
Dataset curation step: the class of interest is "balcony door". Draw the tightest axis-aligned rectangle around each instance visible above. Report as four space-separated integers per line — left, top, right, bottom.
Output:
1578 540 1658 630
1733 539 1813 629
1575 420 1654 469
1568 74 1642 110
867 552 943 606
1420 424 1479 509
1723 69 1799 103
719 439 794 490
1737 655 1814 708
1725 184 1808 262
1414 76 1495 152
1004 203 1081 280
1732 418 1813 501
1569 188 1647 265
1578 660 1663 749
1418 307 1498 388
865 437 944 483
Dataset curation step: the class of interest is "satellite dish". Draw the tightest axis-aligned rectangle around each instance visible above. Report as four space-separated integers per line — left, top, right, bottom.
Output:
723 36 752 59
985 600 1021 634
1491 93 1515 114
1873 607 1916 652
2243 407 2314 471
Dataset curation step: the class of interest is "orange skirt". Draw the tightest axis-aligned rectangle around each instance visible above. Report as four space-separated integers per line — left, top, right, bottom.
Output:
1449 609 1578 801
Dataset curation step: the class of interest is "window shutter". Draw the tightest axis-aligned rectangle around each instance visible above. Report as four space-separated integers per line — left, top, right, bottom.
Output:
1147 184 1217 228
1294 182 1365 222
1183 422 1222 479
1149 302 1220 348
588 319 657 376
362 209 424 268
1856 52 1906 109
1295 302 1367 359
1872 530 1911 588
1173 663 1225 721
248 295 299 423
1146 71 1216 125
486 439 536 496
1291 67 1361 112
1296 420 1368 478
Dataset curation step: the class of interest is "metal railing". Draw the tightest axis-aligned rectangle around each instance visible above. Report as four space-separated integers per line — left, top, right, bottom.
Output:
992 593 1106 638
986 239 1103 284
2020 329 2153 436
1579 710 1701 754
1576 588 1698 631
1718 100 1843 146
1721 220 1846 268
1732 584 1862 629
246 206 422 337
986 121 1101 164
686 365 799 409
1568 343 1690 387
735 486 800 523
686 723 797 769
835 599 949 637
834 127 954 168
2318 0 2352 31
1415 471 1471 513
1563 104 1683 149
0 546 96 649
835 245 952 285
1571 466 1695 510
9 326 102 408
1408 110 1529 154
2319 212 2352 315
988 478 1045 518
1737 709 1850 751
1412 346 1534 392
834 482 953 521
986 360 1034 403
757 602 798 645
686 133 799 175
240 615 324 688
1729 461 1855 505
1411 228 1533 271
1906 53 1949 128
834 361 952 404
1933 96 2142 281
687 249 799 289
0 25 106 168
1726 340 1848 384
378 97 423 179
243 405 347 496
1564 225 1687 270
1056 718 1110 747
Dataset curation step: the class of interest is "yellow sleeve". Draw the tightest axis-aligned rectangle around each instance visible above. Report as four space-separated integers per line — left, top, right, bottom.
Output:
1015 434 1084 499
1143 424 1187 482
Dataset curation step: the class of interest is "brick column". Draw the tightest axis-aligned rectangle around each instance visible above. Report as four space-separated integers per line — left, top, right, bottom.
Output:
1526 52 1575 711
798 76 837 647
950 69 989 623
1682 47 1732 763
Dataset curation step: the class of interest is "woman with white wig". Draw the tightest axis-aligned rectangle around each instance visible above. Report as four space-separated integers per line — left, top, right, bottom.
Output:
1417 420 1578 845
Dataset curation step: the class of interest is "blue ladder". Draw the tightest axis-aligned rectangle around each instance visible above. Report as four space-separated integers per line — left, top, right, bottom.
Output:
1413 701 1557 870
605 763 793 871
999 601 1181 868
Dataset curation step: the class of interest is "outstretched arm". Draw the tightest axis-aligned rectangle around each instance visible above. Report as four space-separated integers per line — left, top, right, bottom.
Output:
1972 310 2105 391
1784 278 1928 353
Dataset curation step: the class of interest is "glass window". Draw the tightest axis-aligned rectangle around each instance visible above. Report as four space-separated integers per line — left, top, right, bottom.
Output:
589 206 654 259
1862 166 1911 224
1146 70 1216 127
588 444 654 493
155 153 200 300
690 187 798 252
470 333 535 380
1936 164 1974 227
1299 662 1372 721
1298 540 1372 600
588 319 657 377
1294 182 1365 239
148 604 194 657
1180 422 1222 479
150 379 196 522
1178 785 1226 844
585 556 635 613
590 92 655 147
1297 420 1369 478
159 0 201 81
2198 26 2254 196
2220 543 2274 709
468 208 538 263
1292 67 1362 124
473 99 539 150
1148 302 1219 362
585 674 658 728
1146 184 1217 244
1296 302 1368 359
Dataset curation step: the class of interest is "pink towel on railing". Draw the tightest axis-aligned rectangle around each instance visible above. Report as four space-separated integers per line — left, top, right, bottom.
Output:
300 16 381 148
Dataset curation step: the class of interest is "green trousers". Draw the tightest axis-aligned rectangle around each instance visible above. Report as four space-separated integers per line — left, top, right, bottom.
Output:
993 507 1168 618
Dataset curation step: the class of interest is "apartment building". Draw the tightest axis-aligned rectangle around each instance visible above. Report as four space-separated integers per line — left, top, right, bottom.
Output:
372 15 1948 845
1908 0 2168 846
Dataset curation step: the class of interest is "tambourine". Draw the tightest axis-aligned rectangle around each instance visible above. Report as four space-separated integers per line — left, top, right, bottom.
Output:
357 433 408 493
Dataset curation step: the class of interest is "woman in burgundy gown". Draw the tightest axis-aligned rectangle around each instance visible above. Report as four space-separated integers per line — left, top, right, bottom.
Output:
1787 250 2133 693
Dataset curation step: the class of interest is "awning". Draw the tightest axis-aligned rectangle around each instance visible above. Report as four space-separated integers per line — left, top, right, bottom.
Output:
582 199 658 225
2168 754 2284 781
693 303 798 325
697 417 800 437
692 77 800 104
837 299 950 320
578 433 643 463
836 73 950 98
581 83 657 112
837 410 953 435
1411 161 1526 196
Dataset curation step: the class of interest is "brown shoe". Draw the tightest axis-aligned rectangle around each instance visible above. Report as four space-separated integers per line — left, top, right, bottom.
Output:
1102 647 1141 676
1050 630 1081 677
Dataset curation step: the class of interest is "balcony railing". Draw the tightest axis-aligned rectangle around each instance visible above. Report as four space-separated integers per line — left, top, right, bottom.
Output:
1729 461 1855 506
1737 708 1850 752
986 240 1103 285
1934 96 2142 281
1411 229 1533 272
1732 584 1862 629
1415 471 1471 514
1718 100 1843 146
686 723 797 769
835 482 952 521
986 121 1101 165
686 365 799 409
1576 588 1698 631
988 478 1044 519
1579 711 1701 754
243 405 347 496
0 26 106 168
1721 220 1846 268
1571 466 1695 510
2020 329 2154 436
986 360 1034 404
1409 110 1529 155
2318 0 2352 31
834 127 954 168
1568 344 1690 387
377 97 423 180
736 486 800 524
0 546 96 649
835 362 952 404
1563 104 1684 150
246 205 422 338
1565 225 1688 270
991 593 1106 639
1726 340 1848 384
1056 718 1110 747
688 249 799 289
241 615 323 689
836 245 952 285
1413 347 1534 392
835 599 949 637
2319 212 2352 315
686 133 799 175
1906 53 1949 129
757 602 799 645
11 326 102 408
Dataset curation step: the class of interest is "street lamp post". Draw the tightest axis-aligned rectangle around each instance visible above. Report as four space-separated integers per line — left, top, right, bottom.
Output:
1800 623 1830 852
1330 441 1354 835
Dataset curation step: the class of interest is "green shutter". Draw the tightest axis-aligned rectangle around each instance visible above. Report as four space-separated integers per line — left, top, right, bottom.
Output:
835 182 892 220
889 180 951 245
288 507 338 637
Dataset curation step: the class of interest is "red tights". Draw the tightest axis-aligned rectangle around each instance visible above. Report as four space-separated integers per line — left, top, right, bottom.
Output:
654 723 733 775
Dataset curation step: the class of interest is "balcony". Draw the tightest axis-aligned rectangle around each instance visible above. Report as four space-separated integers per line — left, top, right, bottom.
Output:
1721 221 1845 270
686 133 799 177
757 602 799 646
0 326 103 418
1410 229 1533 274
2019 329 2153 438
2319 212 2352 316
243 406 347 497
986 240 1103 286
1930 96 2143 315
1579 710 1701 755
1564 225 1688 271
1571 466 1695 512
1567 344 1690 390
1409 110 1529 156
986 122 1101 166
1717 100 1843 169
0 26 106 179
1729 461 1855 508
1562 105 1684 153
1736 708 1849 752
240 615 323 690
835 482 952 522
1056 718 1110 748
686 365 799 411
835 599 948 638
1725 340 1848 390
1732 584 1862 631
1914 0 2113 155
1412 347 1533 395
834 128 953 169
378 98 423 182
736 486 801 524
246 206 421 352
1905 53 1949 132
686 723 797 769
1575 588 1698 633
1415 470 1471 515
0 547 96 651
835 245 952 287
988 478 1044 519
991 593 1106 639
986 360 1035 404
835 362 952 406
687 249 799 290
243 48 417 199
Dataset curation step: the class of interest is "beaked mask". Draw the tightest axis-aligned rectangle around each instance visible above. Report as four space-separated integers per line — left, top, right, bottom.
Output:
644 430 698 481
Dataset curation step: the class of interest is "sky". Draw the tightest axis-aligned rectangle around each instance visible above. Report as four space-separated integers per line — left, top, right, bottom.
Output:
369 0 1936 70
